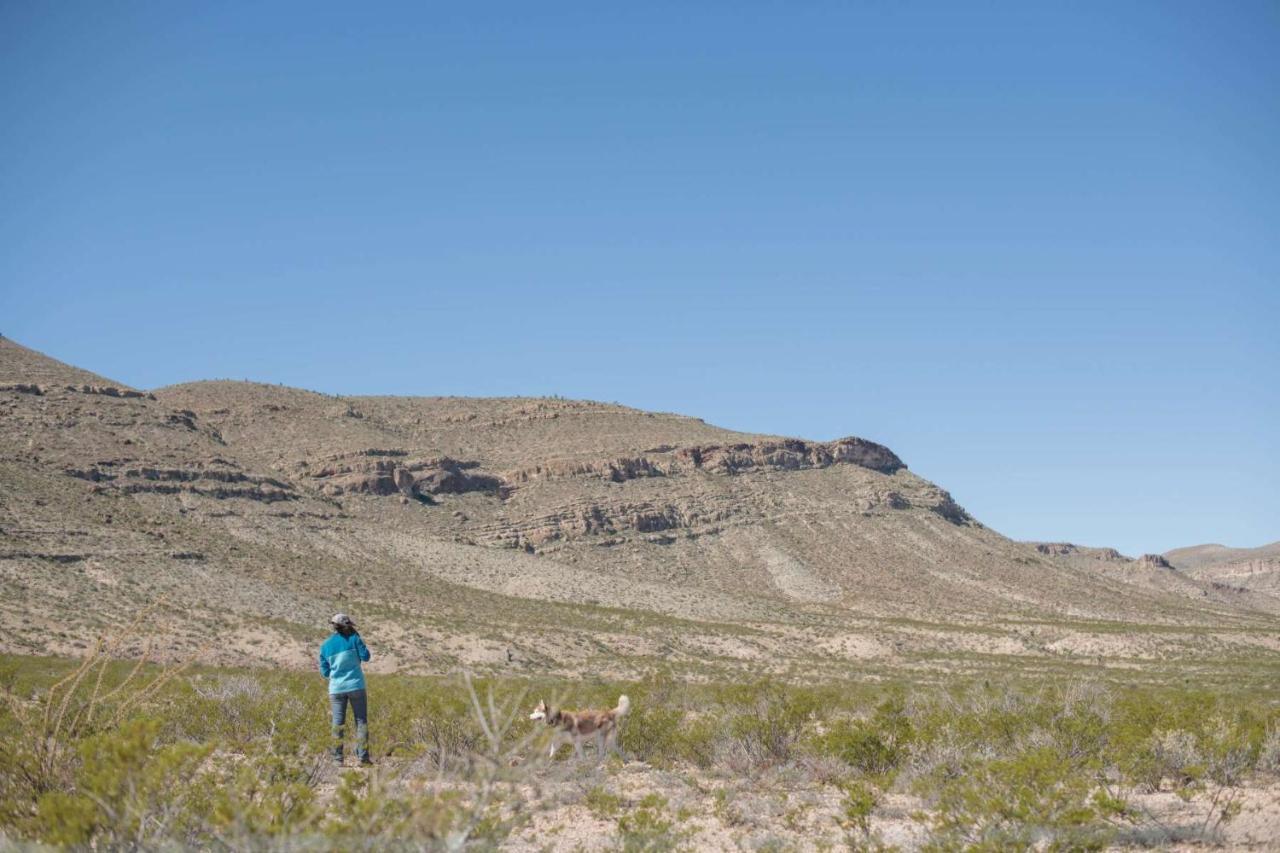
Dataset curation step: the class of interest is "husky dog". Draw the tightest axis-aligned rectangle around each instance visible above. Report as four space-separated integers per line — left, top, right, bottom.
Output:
529 695 631 760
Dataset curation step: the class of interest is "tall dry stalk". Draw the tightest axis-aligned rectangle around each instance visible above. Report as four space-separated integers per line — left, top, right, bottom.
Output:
3 597 203 798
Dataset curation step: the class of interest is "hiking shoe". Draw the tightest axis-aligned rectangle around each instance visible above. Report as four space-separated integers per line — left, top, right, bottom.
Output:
360 757 374 767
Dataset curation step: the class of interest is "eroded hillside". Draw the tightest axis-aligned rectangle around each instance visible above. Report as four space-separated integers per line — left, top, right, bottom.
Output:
2 337 1277 682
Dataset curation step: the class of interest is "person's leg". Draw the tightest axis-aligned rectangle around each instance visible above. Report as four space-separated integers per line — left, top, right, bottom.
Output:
350 689 370 763
330 692 349 763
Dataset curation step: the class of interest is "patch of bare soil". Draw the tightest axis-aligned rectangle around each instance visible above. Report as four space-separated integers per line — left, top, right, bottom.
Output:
486 760 1280 851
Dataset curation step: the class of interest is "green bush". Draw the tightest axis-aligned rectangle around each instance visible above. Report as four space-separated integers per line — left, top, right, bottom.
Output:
616 793 682 852
585 785 625 819
31 718 212 847
722 682 820 771
920 744 1118 852
203 752 324 838
624 705 717 768
816 695 913 778
837 779 878 835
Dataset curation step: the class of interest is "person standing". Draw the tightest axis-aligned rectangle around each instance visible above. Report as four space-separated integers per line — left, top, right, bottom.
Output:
318 613 372 766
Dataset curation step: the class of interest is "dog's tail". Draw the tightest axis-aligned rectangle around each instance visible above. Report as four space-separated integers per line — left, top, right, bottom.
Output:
615 694 631 718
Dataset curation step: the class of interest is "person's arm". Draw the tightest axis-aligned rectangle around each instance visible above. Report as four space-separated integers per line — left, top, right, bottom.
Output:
319 645 331 677
355 634 371 663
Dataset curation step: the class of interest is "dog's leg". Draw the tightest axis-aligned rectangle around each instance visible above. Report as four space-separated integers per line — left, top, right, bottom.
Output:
595 731 605 762
574 736 585 760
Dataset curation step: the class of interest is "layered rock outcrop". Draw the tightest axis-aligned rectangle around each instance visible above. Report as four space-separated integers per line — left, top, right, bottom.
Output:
1 382 156 399
1034 543 1126 561
310 455 505 499
65 459 298 502
1036 543 1079 557
504 437 904 484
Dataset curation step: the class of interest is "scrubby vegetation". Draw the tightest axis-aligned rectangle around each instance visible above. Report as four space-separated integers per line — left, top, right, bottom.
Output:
1 647 1278 850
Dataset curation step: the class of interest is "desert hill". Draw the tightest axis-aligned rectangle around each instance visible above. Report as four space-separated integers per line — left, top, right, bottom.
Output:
1166 541 1280 571
2 337 1277 681
1164 541 1280 599
1025 541 1278 615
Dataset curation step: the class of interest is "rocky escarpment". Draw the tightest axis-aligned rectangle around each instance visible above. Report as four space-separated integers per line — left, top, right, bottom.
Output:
1035 543 1078 557
64 458 299 503
304 452 506 500
0 382 155 400
299 438 966 552
301 438 905 504
505 437 904 484
1033 543 1126 561
1195 558 1280 578
1136 553 1174 570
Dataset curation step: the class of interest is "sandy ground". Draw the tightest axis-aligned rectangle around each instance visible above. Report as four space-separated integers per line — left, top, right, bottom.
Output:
503 762 1280 851
314 755 1280 851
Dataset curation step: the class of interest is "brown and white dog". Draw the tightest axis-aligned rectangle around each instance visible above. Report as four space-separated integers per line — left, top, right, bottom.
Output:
529 695 631 759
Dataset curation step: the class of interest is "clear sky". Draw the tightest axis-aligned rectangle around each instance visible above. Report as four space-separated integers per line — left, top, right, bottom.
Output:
2 2 1277 556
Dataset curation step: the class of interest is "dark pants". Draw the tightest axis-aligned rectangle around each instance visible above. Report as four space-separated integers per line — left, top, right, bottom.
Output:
330 689 369 762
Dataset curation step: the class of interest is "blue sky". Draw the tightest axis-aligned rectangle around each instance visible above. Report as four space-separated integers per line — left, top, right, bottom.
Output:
2 2 1277 556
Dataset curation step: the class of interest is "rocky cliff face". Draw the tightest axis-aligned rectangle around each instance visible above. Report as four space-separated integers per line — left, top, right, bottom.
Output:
1030 542 1126 561
308 453 506 499
504 436 904 483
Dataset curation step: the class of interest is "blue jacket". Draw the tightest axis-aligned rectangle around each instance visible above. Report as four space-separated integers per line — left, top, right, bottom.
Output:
318 632 370 694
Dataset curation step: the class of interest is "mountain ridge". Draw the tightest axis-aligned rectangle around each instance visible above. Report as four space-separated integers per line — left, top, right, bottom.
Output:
2 337 1277 681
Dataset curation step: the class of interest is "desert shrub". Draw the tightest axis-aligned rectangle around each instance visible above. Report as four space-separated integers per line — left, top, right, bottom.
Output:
376 675 482 762
919 685 1059 752
837 779 878 836
1147 729 1206 790
0 621 195 835
900 728 990 788
816 719 898 777
1257 722 1280 774
624 705 717 768
814 694 913 778
412 714 486 771
29 718 212 847
920 744 1119 852
719 683 820 772
201 751 326 839
176 672 319 756
320 771 503 848
585 785 625 819
615 793 682 852
1045 689 1110 767
1105 688 1273 791
1198 715 1262 787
